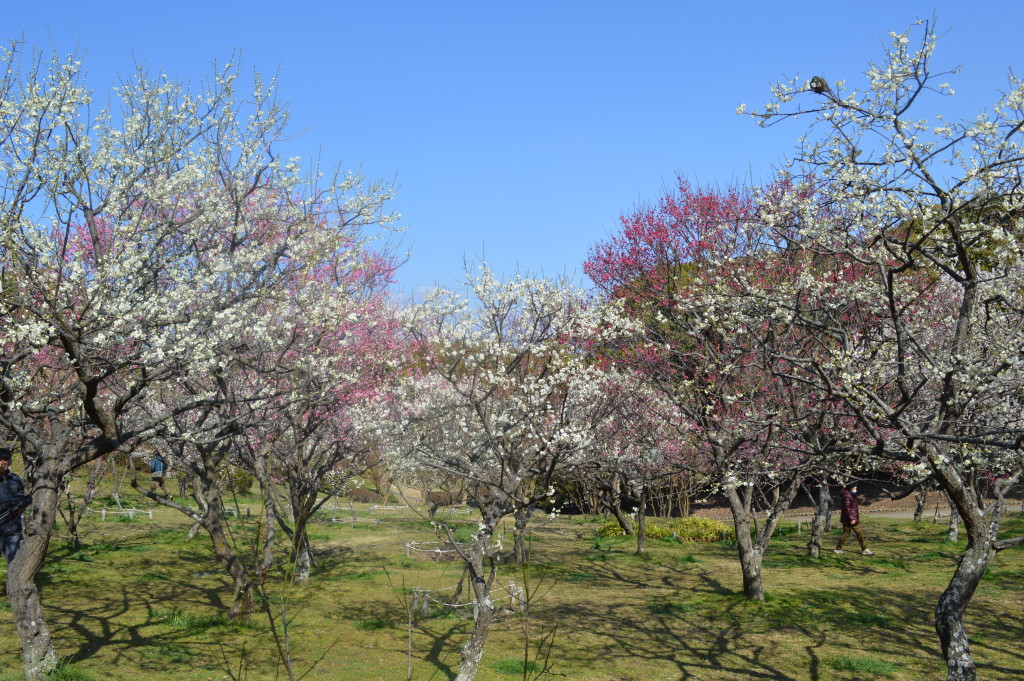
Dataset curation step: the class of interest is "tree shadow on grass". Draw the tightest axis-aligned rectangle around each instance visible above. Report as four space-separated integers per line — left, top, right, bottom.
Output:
524 565 952 681
32 533 266 676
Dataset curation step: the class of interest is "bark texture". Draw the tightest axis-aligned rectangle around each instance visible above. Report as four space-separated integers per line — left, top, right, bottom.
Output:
8 475 59 681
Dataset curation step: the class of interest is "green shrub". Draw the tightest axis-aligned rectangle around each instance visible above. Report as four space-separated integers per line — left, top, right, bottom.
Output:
669 516 734 543
642 523 674 539
221 466 253 495
597 515 732 542
597 520 629 537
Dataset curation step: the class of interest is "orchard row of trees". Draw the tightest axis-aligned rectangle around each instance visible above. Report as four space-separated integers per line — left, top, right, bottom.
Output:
1 20 1022 681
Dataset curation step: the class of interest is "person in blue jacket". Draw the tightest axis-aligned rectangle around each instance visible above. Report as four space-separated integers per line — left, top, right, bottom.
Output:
0 448 26 563
150 454 169 496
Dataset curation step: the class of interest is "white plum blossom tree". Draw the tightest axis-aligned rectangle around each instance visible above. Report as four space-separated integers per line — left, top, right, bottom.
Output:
366 268 638 681
0 44 398 678
745 20 1024 681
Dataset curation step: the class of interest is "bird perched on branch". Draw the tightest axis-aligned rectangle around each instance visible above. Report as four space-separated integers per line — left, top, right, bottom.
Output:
809 76 831 95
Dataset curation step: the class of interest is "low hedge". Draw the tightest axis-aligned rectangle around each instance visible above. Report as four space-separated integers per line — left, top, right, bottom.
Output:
598 515 734 543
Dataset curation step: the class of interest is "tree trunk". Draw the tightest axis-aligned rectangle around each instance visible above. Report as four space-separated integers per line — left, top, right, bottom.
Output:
634 488 647 555
732 514 764 600
8 463 60 680
930 454 1000 681
609 474 634 535
455 589 494 681
935 542 993 681
206 501 253 621
286 487 315 586
806 482 831 559
914 486 929 523
946 505 960 544
723 479 798 600
293 532 312 586
512 507 530 566
726 489 764 600
187 448 255 622
452 518 501 681
57 460 103 551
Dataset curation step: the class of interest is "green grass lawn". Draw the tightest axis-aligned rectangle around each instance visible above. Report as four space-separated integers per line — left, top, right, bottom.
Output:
1 493 1022 681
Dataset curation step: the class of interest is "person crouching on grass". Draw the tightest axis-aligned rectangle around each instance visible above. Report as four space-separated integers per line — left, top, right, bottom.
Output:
834 482 873 556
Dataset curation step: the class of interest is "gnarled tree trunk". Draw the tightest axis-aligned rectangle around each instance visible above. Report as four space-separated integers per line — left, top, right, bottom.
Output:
8 461 60 681
929 457 1016 681
725 478 801 600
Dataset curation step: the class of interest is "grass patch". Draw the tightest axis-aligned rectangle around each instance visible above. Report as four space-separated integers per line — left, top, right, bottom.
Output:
140 643 194 664
648 599 692 617
153 607 239 632
865 556 908 570
828 655 899 676
563 571 596 583
47 658 94 681
87 540 150 554
139 572 170 581
427 607 464 620
353 618 391 631
844 612 896 627
5 499 1021 681
490 658 541 675
915 550 956 561
307 530 333 542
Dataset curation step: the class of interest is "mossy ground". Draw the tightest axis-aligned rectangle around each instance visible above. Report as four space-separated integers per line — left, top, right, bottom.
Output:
0 489 1021 681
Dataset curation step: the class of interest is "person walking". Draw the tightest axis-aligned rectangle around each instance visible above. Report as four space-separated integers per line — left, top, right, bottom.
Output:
834 482 873 555
150 453 169 497
0 448 26 563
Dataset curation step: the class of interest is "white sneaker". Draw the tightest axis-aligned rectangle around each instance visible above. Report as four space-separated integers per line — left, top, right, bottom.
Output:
861 549 874 556
833 549 845 554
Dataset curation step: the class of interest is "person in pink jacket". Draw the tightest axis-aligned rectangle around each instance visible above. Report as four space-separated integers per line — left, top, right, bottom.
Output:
834 482 873 555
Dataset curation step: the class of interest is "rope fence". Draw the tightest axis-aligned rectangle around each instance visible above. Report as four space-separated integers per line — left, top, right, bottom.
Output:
405 540 467 561
85 507 153 521
371 504 412 514
410 580 527 620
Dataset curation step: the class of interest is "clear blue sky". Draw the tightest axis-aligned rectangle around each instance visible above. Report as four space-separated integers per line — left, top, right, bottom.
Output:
8 1 1022 299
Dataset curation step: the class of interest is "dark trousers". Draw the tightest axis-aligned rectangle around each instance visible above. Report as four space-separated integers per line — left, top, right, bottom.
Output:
2 533 21 563
836 522 867 550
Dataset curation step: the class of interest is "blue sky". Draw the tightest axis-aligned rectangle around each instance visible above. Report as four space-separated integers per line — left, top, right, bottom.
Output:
8 1 1023 299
